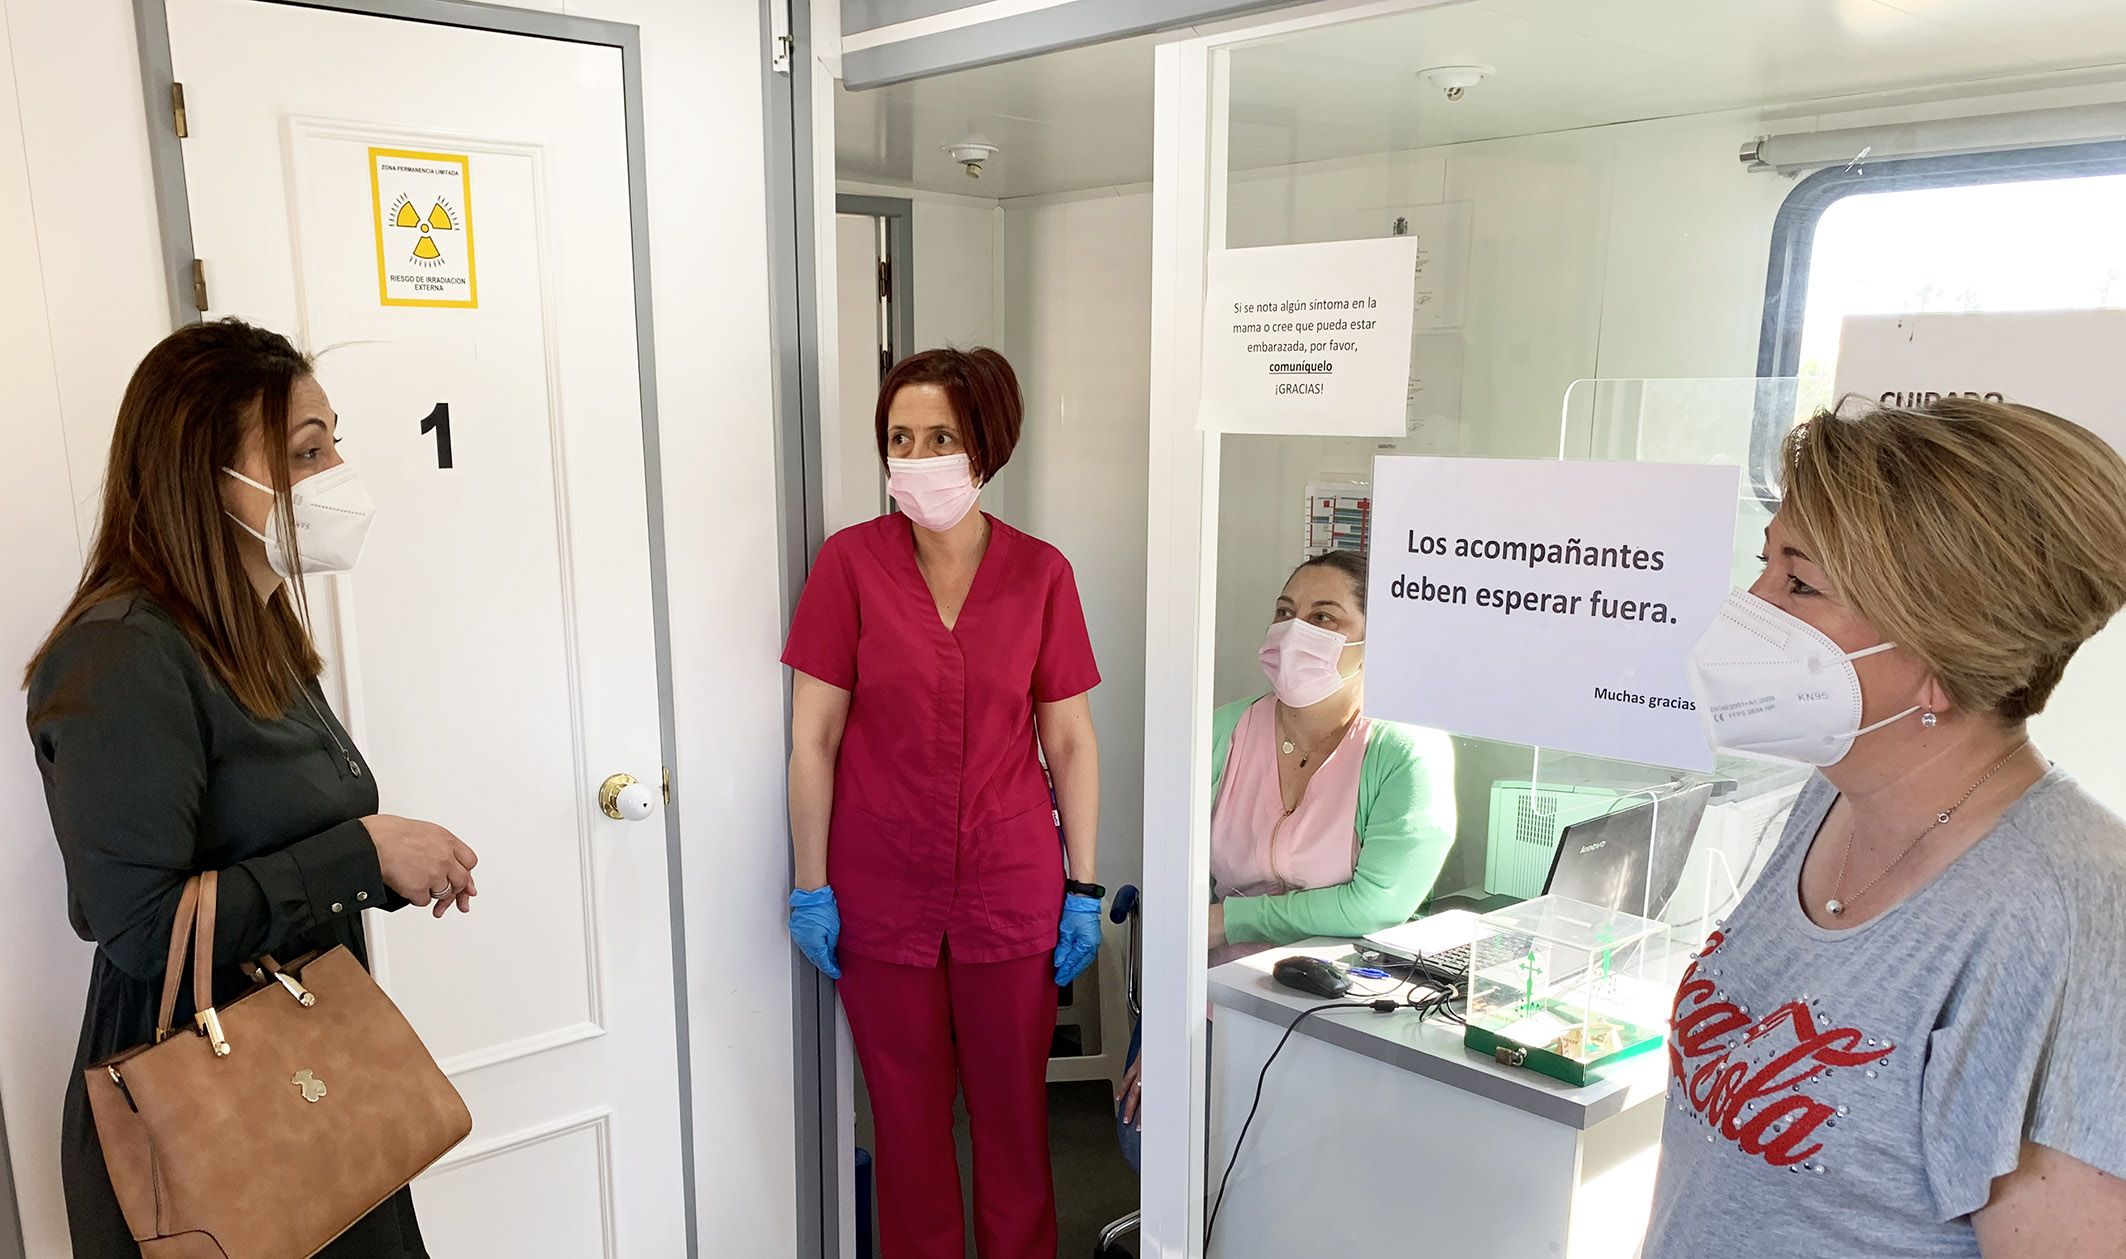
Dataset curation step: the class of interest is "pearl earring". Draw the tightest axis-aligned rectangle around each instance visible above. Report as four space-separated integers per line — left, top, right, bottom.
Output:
1922 711 1938 729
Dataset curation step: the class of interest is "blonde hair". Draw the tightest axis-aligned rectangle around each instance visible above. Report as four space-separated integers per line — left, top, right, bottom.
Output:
1780 396 2126 722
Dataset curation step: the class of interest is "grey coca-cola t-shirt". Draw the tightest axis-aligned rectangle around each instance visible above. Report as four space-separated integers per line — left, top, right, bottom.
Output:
1644 767 2126 1258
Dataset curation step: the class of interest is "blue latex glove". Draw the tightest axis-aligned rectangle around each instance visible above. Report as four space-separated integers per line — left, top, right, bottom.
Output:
788 886 842 980
1054 893 1103 987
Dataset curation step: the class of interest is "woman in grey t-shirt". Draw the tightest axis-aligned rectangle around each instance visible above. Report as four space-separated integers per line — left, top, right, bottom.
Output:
1647 397 2126 1258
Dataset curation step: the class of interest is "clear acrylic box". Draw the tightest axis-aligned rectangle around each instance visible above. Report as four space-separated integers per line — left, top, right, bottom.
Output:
1461 895 1673 1086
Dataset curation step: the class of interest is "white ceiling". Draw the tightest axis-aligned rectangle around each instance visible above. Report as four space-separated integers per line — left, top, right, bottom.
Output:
835 0 2126 198
834 34 1161 200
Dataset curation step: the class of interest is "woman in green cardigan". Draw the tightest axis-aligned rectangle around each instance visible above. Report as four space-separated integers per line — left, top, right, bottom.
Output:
1205 549 1456 954
1118 550 1455 1128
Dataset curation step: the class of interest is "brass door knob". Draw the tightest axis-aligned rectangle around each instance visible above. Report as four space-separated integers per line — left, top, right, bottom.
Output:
599 773 656 821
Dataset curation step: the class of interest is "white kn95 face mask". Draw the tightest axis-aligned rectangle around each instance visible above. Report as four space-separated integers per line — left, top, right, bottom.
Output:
223 464 377 579
1685 590 1918 767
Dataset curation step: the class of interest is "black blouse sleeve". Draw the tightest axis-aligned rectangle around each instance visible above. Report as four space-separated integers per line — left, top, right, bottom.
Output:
28 616 390 982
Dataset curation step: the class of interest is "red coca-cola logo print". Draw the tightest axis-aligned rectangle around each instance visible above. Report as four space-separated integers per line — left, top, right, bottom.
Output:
1669 930 1893 1168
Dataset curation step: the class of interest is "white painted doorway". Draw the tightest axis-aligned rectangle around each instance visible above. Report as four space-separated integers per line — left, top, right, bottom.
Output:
158 1 686 1253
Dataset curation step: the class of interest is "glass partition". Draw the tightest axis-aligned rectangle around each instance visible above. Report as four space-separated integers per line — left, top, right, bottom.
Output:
1182 8 1844 1254
1549 376 1826 936
1141 0 2126 1251
1560 374 1832 578
1210 371 1818 965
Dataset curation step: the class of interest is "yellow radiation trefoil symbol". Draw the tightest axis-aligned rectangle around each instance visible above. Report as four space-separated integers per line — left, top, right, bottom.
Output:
390 195 457 266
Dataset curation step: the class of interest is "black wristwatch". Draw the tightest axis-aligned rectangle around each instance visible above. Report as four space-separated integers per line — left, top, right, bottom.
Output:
1064 879 1106 901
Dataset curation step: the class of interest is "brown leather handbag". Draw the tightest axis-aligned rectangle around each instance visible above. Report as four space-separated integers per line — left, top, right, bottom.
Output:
85 871 472 1258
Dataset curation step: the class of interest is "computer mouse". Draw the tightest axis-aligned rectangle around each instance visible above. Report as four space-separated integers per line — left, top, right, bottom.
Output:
1272 955 1352 999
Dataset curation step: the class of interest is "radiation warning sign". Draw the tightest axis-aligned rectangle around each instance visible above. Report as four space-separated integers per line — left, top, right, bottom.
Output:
369 147 477 308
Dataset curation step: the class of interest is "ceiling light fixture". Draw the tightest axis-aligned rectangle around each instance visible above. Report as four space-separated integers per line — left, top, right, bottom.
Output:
1417 64 1494 102
943 142 1000 179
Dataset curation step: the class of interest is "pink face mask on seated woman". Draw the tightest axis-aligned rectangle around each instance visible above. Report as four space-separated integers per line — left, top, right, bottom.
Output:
1211 607 1373 962
1258 618 1364 708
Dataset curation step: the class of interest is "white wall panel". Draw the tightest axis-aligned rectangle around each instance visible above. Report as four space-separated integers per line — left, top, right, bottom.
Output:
1003 189 1153 1068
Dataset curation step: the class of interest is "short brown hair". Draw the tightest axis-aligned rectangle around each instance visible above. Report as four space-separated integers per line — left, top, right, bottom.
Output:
1780 396 2126 721
874 347 1023 482
26 319 323 718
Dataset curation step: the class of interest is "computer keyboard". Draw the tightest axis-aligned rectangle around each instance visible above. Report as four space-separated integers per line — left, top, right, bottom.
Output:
1410 930 1537 988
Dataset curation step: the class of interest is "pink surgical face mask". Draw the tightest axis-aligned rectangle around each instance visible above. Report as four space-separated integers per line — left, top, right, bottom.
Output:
886 453 981 532
1259 618 1364 709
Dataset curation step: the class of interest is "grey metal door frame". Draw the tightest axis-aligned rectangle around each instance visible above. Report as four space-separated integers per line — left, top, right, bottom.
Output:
835 193 916 377
760 3 843 1257
835 193 914 529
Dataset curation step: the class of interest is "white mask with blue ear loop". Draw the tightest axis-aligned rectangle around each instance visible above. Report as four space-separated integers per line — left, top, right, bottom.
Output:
1685 590 1919 767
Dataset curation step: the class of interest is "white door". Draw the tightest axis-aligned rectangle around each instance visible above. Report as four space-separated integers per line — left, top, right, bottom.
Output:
164 2 685 1254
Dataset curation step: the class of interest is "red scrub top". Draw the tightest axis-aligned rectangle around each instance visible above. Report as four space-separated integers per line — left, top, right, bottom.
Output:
783 513 1101 967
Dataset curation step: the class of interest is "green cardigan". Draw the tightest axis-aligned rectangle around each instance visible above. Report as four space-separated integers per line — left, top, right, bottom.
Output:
1213 697 1457 947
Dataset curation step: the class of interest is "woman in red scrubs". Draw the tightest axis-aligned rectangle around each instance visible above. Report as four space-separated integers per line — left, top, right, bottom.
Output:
782 347 1103 1259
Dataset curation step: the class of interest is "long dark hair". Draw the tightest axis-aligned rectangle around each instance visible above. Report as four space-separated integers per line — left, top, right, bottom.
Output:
26 319 323 718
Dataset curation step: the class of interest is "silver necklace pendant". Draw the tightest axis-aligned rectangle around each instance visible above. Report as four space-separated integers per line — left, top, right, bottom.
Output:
1280 739 1295 755
1823 741 2027 927
295 676 361 778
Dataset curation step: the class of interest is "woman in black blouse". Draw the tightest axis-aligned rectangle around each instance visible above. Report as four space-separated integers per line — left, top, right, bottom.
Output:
24 319 481 1258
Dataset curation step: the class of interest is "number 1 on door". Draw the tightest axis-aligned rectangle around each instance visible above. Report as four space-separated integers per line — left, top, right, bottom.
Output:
420 402 453 469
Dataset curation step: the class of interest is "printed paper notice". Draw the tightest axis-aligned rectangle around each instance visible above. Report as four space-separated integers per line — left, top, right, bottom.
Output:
370 148 477 308
1197 236 1419 436
1365 456 1742 770
1835 310 2126 453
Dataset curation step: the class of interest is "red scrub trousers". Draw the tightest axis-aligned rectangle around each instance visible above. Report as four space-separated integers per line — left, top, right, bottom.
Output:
782 513 1101 1259
839 946 1058 1257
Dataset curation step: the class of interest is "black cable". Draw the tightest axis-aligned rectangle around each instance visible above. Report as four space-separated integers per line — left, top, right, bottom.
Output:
1201 969 1467 1247
1205 998 1396 1248
1407 977 1464 1027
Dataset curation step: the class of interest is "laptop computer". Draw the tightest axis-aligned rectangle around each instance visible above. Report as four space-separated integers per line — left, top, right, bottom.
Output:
1361 782 1714 989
